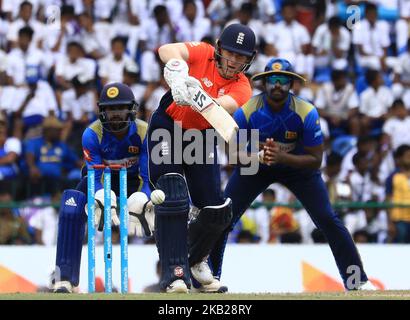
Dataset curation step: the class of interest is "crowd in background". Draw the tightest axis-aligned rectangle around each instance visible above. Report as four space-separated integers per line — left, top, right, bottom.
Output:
1 0 410 245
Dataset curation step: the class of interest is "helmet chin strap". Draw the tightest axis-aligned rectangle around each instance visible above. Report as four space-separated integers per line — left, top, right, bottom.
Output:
214 43 253 79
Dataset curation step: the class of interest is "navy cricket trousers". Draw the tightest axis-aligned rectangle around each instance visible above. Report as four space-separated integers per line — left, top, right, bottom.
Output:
217 165 369 288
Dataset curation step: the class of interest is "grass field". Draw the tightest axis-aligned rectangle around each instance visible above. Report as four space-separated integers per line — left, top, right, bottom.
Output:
1 291 410 300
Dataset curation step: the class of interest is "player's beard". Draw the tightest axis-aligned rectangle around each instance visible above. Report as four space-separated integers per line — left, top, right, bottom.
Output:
106 111 129 132
266 82 290 103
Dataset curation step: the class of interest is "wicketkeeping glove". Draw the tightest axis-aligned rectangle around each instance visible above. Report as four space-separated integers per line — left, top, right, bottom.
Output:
85 189 120 231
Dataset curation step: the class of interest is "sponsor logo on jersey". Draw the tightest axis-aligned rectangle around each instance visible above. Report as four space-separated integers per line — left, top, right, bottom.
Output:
277 142 296 153
128 146 139 154
217 88 225 97
285 131 298 139
65 197 77 207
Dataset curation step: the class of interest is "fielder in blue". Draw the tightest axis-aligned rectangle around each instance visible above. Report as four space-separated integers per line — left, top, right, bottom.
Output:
54 83 154 293
200 58 376 291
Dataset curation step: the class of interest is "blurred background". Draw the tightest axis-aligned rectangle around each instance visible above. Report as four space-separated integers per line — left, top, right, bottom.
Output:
0 0 410 250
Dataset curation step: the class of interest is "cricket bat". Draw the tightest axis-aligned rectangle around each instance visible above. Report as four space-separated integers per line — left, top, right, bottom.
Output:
189 86 239 143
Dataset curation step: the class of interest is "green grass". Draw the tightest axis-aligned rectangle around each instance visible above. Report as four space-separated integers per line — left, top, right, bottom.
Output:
1 291 410 300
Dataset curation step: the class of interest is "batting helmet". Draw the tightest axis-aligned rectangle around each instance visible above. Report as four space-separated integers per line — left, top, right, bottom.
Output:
97 82 138 132
215 23 257 73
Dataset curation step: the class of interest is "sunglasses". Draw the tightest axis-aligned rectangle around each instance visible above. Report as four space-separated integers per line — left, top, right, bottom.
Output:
266 75 291 85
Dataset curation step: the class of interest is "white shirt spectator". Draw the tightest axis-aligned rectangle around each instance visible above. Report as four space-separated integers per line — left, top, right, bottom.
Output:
42 20 78 57
395 19 409 54
55 56 96 82
232 0 276 23
176 15 211 42
382 116 410 150
28 205 58 246
141 18 174 51
98 54 137 84
352 19 391 69
8 81 58 117
2 0 40 20
6 18 45 47
312 23 351 69
315 82 359 118
145 85 167 113
0 136 22 180
40 0 85 16
6 46 49 85
392 53 410 108
130 83 146 105
61 89 96 121
264 20 313 78
359 86 394 118
140 51 161 83
0 18 9 48
146 0 205 24
226 18 264 45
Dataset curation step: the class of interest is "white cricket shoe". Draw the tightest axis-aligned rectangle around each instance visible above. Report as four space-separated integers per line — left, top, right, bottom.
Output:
166 280 189 293
53 281 73 293
191 278 228 293
190 260 214 285
358 281 377 290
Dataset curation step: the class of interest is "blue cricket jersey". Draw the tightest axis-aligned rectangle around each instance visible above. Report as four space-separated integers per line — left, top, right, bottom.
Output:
82 119 150 196
234 93 323 168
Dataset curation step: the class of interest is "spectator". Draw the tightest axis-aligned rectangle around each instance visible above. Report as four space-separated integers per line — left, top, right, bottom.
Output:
269 205 301 244
145 74 169 121
226 2 263 45
60 75 96 155
340 135 378 181
54 41 96 92
6 1 44 49
315 69 360 136
9 68 58 140
0 113 21 182
6 26 49 87
394 0 410 56
43 5 77 57
392 39 410 108
359 69 394 136
240 189 276 244
139 5 176 84
122 63 148 120
381 99 410 151
206 0 235 38
263 1 313 79
98 36 138 86
359 199 388 243
386 144 410 243
175 0 211 42
0 185 31 245
352 2 393 71
78 12 107 60
24 116 82 197
312 16 351 71
344 152 376 235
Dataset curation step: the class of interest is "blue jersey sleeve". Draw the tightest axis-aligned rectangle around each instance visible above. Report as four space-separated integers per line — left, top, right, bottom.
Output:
233 107 252 144
82 128 103 191
139 136 151 197
303 108 324 147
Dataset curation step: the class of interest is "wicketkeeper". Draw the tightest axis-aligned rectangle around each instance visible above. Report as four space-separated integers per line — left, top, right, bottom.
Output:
147 23 257 293
53 83 159 293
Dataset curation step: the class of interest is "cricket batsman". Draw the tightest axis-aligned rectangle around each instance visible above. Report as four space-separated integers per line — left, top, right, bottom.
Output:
54 83 160 293
204 58 377 291
147 23 257 293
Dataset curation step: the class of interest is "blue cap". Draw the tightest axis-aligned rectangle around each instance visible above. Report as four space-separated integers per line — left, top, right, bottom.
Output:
251 58 306 82
98 82 136 107
218 23 256 57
